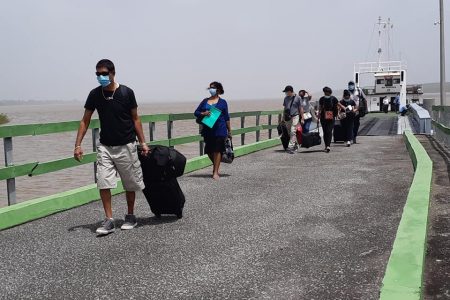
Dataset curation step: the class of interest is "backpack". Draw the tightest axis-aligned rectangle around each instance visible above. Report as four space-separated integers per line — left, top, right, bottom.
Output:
355 88 367 117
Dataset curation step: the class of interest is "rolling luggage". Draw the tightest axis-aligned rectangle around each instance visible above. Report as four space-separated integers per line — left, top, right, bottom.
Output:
301 132 321 148
138 145 187 218
301 122 321 148
277 123 289 150
138 145 186 182
143 178 185 219
333 123 346 143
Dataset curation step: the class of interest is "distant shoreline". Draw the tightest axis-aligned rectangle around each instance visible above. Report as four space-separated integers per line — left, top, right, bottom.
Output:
1 82 449 106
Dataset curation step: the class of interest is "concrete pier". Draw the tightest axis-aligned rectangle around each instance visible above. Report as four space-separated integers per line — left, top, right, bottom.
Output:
0 127 414 299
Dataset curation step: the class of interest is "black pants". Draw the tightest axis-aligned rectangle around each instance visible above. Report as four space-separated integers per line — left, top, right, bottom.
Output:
353 116 360 142
341 117 354 142
321 120 334 147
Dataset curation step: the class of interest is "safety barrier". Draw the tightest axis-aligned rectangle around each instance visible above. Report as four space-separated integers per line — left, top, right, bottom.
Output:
409 103 431 134
379 130 433 300
431 105 450 149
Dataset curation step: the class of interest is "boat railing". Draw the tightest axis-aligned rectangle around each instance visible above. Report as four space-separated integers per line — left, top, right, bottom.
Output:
431 105 450 148
0 110 283 207
354 61 407 74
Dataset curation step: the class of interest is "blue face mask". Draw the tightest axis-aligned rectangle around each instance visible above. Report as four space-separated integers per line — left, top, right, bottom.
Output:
97 75 111 87
208 88 217 96
348 85 355 91
324 95 331 99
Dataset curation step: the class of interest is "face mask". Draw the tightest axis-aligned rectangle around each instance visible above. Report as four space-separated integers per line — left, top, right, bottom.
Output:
324 95 331 99
208 88 217 96
97 75 111 87
344 97 350 102
348 85 355 91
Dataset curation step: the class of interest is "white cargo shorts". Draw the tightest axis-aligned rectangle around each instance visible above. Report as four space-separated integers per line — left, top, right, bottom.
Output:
96 142 145 191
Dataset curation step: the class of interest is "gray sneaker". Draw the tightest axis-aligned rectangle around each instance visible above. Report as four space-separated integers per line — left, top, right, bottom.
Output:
96 218 115 235
121 214 137 230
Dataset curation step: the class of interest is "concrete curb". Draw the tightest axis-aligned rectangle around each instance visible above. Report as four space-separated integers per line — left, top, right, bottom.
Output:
0 138 281 231
379 131 433 300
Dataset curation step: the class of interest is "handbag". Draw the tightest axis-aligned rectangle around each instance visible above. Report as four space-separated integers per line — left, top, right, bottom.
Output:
303 112 312 120
221 138 234 163
336 112 346 120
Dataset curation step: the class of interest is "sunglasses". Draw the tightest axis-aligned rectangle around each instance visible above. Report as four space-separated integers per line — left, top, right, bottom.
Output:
95 71 110 76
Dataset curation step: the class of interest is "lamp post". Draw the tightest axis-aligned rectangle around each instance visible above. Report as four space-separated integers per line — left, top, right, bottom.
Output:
440 0 446 106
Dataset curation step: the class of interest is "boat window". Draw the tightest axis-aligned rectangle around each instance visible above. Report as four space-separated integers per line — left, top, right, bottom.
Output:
385 78 393 86
376 79 385 84
393 78 401 84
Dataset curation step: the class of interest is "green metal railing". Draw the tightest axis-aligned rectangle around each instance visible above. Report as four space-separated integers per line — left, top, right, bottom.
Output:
431 105 450 148
1 110 282 206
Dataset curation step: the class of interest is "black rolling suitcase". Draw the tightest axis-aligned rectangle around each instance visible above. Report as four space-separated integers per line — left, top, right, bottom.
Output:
138 145 187 218
301 132 321 148
277 123 290 150
143 178 185 219
139 145 186 181
333 124 346 143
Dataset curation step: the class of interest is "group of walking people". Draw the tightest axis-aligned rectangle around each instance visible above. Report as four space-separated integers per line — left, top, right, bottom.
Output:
73 58 367 235
282 81 367 153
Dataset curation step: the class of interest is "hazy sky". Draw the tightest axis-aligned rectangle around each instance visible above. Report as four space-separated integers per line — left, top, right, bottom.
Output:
1 0 449 102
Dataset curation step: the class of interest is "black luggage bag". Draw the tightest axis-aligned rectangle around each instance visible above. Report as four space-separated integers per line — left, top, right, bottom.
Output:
143 178 185 218
301 132 321 148
333 124 346 143
277 123 290 150
139 145 186 181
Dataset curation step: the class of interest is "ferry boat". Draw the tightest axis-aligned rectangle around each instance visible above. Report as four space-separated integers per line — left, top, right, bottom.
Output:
353 17 423 113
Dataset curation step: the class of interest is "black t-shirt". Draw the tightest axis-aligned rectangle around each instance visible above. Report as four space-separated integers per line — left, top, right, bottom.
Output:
319 96 339 119
340 99 357 119
84 85 138 146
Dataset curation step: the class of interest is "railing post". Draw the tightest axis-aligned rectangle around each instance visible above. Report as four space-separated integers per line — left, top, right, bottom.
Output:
256 112 261 142
199 125 204 156
240 116 245 145
149 122 155 142
167 119 173 148
92 128 99 183
4 137 16 205
268 114 273 139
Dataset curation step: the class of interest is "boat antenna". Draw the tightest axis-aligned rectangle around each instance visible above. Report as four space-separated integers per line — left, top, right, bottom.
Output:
377 17 394 70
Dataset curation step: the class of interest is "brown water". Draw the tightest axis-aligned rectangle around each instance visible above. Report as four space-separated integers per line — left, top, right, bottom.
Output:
0 99 281 207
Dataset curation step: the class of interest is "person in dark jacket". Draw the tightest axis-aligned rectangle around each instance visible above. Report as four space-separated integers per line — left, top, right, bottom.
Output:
317 86 339 153
194 81 231 180
339 90 358 147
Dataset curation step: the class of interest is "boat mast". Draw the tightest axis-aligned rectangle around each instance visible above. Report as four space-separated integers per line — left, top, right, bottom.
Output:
377 16 393 71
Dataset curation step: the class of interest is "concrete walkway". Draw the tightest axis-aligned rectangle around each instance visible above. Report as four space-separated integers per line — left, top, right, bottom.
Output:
0 132 414 299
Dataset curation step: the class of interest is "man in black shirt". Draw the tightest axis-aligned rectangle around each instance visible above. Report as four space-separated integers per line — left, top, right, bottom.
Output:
74 59 150 235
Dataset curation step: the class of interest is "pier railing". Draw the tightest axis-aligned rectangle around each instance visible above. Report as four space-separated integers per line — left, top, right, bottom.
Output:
431 105 450 148
0 110 281 229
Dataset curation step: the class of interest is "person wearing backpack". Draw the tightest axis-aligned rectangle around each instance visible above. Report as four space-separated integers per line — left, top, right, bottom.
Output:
348 81 366 144
74 59 149 236
317 86 339 153
282 85 304 154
